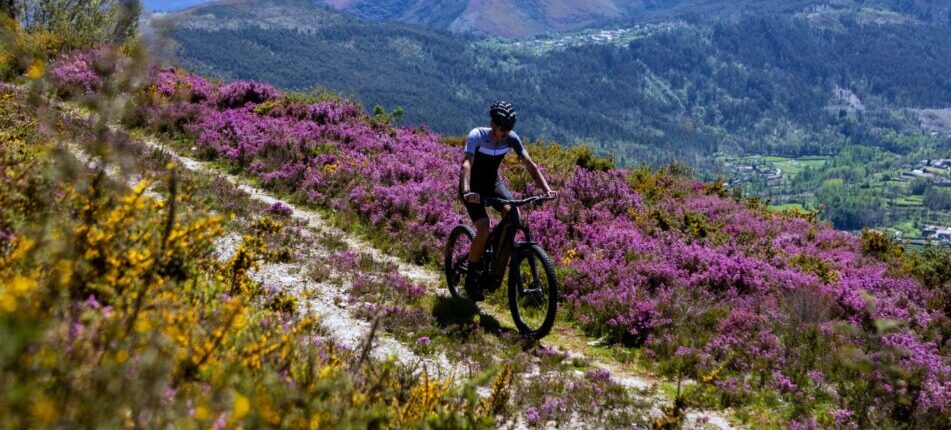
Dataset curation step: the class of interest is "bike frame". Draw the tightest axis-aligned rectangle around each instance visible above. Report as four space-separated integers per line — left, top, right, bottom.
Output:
482 202 539 292
446 194 557 337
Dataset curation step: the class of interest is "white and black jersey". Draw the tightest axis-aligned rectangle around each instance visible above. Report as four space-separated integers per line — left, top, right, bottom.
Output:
463 127 524 192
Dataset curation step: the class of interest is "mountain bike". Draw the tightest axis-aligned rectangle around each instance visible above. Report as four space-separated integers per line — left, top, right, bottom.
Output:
444 195 558 339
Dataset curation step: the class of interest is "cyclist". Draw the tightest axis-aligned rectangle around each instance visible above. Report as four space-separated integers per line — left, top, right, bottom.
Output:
458 101 556 301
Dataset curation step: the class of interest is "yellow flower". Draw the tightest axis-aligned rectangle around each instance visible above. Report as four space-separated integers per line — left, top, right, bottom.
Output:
561 248 577 265
233 309 247 330
0 293 15 312
233 393 251 420
0 276 38 312
195 405 210 420
31 397 57 423
134 318 153 333
318 363 337 379
25 59 44 80
11 276 37 294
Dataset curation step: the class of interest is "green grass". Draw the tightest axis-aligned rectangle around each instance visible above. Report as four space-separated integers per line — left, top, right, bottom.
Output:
718 155 831 180
770 202 806 212
896 195 924 206
771 156 830 177
888 221 921 239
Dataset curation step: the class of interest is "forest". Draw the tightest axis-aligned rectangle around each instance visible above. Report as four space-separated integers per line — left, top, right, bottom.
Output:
169 3 951 160
166 0 951 231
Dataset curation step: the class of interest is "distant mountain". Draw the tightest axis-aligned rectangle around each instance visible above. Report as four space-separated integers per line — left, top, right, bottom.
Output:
143 0 217 12
164 0 951 150
316 0 951 38
162 0 951 231
147 0 951 37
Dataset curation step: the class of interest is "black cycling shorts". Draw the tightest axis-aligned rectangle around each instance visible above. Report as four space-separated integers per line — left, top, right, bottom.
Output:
459 180 513 223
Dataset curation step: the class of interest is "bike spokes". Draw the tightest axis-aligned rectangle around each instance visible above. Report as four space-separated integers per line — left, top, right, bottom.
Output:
445 225 475 301
509 245 557 338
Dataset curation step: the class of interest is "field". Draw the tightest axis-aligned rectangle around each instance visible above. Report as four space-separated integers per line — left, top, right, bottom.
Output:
719 151 951 238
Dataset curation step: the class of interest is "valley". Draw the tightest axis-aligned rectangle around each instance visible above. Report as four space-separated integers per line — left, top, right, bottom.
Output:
3 2 951 427
159 0 951 236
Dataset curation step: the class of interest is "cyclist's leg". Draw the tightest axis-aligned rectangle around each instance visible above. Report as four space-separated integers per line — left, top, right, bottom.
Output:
460 189 490 264
468 218 490 264
460 196 489 300
491 180 517 219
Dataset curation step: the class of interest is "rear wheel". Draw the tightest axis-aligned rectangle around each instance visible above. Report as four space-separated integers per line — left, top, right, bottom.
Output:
508 244 558 339
445 225 475 300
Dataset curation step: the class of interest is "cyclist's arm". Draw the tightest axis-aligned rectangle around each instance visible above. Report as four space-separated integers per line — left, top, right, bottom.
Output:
517 148 553 195
460 152 476 195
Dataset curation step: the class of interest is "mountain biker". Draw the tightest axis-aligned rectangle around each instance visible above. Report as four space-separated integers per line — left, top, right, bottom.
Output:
459 101 556 301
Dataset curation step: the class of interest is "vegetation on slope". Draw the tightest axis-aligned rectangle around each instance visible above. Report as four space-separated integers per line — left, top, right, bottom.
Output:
4 2 951 428
0 12 501 429
84 48 951 426
163 0 951 232
320 0 951 38
164 1 951 163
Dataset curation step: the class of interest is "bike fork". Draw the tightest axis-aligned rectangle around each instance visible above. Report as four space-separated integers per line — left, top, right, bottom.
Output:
512 246 542 295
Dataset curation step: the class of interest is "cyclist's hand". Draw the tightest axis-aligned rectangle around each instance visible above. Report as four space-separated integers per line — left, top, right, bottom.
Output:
464 192 481 204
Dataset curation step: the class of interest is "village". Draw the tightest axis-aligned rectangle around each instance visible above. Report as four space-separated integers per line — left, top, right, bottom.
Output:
904 158 951 186
719 155 951 245
500 22 688 54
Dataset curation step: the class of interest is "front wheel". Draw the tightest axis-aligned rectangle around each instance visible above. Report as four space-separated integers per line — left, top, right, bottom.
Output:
508 243 558 339
445 225 475 301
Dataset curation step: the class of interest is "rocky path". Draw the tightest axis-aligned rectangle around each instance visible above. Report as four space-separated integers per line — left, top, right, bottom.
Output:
57 101 736 429
140 135 735 430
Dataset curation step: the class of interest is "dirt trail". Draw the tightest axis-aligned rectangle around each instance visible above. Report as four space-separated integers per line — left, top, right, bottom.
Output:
57 106 736 429
137 135 736 430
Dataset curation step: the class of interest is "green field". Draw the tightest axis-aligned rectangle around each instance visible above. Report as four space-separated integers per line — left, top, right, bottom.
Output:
895 195 925 207
718 155 831 180
773 157 829 177
769 202 807 212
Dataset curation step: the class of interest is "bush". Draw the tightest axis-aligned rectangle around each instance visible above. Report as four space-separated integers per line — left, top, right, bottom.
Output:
216 80 281 108
0 80 490 429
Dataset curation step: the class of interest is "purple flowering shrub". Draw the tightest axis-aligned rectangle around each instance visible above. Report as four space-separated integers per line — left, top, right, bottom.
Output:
215 80 280 108
267 201 293 217
154 67 214 103
107 66 951 426
49 49 109 95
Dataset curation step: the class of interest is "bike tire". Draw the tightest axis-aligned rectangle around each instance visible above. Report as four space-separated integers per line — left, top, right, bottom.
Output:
445 224 475 300
508 243 558 339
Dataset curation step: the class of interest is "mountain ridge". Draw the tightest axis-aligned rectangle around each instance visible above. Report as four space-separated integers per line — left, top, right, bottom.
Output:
317 0 951 38
145 0 951 37
162 0 951 234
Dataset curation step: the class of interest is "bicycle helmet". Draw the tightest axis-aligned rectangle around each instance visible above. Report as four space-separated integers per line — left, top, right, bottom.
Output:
489 101 517 130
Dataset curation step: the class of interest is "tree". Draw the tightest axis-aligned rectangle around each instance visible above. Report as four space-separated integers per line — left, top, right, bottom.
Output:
0 1 14 19
16 0 141 49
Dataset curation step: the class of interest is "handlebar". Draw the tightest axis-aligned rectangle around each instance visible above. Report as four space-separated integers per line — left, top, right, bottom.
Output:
481 195 555 208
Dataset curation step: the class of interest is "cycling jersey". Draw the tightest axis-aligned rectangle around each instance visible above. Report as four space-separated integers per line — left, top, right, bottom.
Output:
464 127 524 191
459 127 523 222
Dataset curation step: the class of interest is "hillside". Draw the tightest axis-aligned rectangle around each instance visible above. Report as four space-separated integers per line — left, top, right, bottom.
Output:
15 44 951 428
165 0 951 155
320 0 951 38
162 0 951 232
4 3 951 426
142 0 215 11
